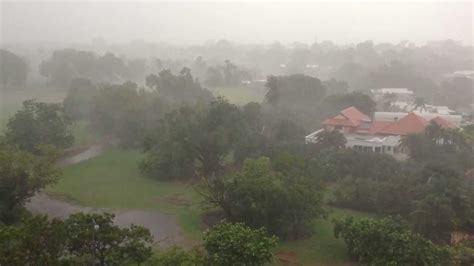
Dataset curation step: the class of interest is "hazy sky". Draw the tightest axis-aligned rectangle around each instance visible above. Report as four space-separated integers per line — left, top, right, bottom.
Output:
1 1 472 45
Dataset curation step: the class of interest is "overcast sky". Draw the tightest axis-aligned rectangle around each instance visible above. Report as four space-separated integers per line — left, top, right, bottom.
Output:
1 1 472 45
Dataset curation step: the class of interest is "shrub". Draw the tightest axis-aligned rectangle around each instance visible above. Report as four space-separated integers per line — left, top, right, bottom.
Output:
333 217 451 265
203 222 278 266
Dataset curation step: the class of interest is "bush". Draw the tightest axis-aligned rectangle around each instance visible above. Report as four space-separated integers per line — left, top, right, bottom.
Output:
5 100 74 153
200 157 326 239
0 212 153 265
145 246 206 266
203 222 278 266
333 217 451 265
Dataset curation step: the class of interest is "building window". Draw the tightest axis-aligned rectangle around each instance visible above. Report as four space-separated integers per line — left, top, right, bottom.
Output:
387 146 392 151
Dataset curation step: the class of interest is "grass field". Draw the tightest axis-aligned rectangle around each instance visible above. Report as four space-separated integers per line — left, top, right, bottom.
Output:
207 84 266 106
277 207 369 265
48 148 369 265
47 149 203 239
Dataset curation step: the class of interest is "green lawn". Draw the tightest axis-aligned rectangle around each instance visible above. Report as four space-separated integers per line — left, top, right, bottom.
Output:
47 149 203 239
277 207 369 265
207 84 266 106
48 148 369 265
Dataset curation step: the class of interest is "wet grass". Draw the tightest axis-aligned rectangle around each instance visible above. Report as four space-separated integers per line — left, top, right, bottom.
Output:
47 149 204 239
277 207 369 265
48 148 369 265
207 84 266 105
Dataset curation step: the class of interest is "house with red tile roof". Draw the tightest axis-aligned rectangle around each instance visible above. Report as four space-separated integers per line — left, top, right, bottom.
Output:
305 106 460 156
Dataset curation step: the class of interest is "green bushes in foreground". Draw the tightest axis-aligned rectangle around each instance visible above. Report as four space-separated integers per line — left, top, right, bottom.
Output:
333 217 451 266
147 222 278 266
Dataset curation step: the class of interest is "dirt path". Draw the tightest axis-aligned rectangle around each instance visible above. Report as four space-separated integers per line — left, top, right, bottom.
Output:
25 144 185 247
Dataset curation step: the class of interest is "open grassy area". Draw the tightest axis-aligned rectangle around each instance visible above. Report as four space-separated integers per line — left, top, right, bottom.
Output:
207 84 266 106
47 149 203 239
48 148 370 265
277 207 369 265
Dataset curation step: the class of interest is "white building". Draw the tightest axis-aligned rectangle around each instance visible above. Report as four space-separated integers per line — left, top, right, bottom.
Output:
306 106 459 157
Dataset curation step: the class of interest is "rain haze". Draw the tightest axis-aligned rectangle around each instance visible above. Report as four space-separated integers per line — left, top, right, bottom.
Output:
1 1 473 45
1 1 474 265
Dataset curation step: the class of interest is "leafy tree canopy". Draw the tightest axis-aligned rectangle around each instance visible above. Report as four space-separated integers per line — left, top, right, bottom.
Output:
203 222 278 266
5 99 74 153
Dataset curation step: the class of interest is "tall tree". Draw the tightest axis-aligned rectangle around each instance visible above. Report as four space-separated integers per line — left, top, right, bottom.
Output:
0 49 28 90
200 157 326 238
5 100 74 153
141 97 246 179
0 143 57 223
146 68 213 105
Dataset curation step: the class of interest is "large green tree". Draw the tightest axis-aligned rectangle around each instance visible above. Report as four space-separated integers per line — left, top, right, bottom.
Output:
0 212 153 265
0 215 67 265
411 164 474 243
39 49 128 88
5 100 74 153
65 212 153 265
90 81 167 146
200 157 326 238
0 143 57 224
146 68 213 105
141 97 246 179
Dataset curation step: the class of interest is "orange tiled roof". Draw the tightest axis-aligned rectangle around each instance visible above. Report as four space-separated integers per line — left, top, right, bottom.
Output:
367 121 393 134
323 107 370 128
378 112 430 136
430 116 456 129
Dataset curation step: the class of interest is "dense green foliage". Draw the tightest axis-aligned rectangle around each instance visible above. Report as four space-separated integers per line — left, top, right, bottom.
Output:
334 217 451 265
401 122 474 170
314 130 346 150
203 222 278 266
205 60 252 87
410 164 474 243
141 97 246 179
0 213 153 265
39 49 138 88
200 157 326 238
5 100 74 153
90 81 167 146
265 74 326 108
146 68 213 105
0 143 57 224
146 246 206 266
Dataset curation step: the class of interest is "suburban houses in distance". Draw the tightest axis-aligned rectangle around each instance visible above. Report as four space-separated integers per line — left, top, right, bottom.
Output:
371 87 457 115
305 106 461 158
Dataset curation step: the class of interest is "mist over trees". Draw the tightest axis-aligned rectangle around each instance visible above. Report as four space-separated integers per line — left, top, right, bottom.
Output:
1 27 473 266
0 50 28 90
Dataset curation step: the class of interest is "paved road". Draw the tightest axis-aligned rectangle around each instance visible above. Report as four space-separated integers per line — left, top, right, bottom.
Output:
25 144 185 247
